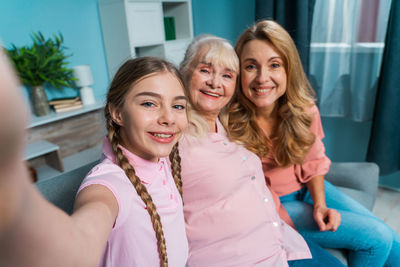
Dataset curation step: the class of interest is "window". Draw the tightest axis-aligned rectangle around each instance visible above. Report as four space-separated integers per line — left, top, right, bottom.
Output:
309 0 391 121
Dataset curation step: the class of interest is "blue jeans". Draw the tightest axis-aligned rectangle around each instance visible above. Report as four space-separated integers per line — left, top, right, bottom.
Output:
289 238 345 267
280 180 400 267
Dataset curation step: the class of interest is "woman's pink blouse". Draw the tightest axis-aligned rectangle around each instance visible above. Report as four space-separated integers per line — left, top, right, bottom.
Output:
261 106 331 225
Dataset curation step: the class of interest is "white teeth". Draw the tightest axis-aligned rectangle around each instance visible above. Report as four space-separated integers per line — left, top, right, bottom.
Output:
254 88 272 93
152 133 172 138
203 91 219 97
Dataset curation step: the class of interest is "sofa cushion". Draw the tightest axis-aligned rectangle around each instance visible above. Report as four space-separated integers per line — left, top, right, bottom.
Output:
35 161 98 214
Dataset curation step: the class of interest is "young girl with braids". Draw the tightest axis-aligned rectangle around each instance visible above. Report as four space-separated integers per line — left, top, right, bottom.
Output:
0 55 188 266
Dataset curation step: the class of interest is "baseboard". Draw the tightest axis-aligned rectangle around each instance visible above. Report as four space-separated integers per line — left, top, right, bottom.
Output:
379 172 400 192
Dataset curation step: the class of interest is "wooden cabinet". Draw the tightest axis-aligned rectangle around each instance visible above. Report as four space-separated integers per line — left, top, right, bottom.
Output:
26 103 105 181
98 0 193 79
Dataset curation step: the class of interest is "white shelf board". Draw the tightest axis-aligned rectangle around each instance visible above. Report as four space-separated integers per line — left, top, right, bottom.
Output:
36 144 102 182
28 100 105 129
24 140 59 160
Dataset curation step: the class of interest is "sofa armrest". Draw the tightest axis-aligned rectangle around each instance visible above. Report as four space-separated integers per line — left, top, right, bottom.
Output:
325 162 379 210
35 160 99 214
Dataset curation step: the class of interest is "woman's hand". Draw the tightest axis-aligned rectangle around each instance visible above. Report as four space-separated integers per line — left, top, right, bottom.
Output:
306 175 341 232
313 204 341 232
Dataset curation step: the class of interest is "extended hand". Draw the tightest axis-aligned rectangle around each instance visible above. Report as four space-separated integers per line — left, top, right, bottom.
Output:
313 205 341 232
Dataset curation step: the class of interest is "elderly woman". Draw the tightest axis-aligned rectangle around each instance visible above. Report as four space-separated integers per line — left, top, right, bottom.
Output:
177 35 344 267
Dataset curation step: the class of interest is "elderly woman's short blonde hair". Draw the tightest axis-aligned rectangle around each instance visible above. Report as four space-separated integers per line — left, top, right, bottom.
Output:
180 35 239 88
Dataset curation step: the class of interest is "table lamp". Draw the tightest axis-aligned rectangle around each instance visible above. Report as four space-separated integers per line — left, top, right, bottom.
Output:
72 65 96 106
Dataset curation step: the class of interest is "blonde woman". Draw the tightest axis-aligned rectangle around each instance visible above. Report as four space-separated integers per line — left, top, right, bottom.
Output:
178 35 344 267
228 20 400 267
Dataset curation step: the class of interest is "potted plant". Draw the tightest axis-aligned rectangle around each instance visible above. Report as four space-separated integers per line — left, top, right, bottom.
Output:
7 32 75 116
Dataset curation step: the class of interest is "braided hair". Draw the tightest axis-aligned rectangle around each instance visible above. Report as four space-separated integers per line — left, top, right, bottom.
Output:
104 57 185 266
169 143 183 197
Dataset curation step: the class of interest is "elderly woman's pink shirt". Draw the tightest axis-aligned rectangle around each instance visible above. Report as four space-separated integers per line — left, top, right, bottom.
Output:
179 120 311 267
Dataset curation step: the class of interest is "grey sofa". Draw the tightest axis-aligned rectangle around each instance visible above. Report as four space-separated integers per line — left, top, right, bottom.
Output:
35 160 99 214
35 161 379 265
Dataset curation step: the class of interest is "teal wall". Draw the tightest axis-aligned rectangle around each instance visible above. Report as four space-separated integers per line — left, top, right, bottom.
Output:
0 0 255 100
192 0 255 44
322 117 400 190
322 118 372 162
0 0 109 101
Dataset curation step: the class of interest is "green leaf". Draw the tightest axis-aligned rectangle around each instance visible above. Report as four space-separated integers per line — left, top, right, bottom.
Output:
6 31 76 89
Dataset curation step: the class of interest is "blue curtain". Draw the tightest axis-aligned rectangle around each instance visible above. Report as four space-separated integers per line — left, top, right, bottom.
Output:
255 0 316 75
367 0 400 175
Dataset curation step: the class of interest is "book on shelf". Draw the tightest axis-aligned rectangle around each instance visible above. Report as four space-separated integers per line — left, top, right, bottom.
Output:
51 100 83 109
49 97 83 113
53 103 83 113
48 97 80 106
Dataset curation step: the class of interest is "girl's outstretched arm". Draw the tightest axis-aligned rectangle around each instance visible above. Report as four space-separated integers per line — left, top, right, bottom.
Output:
0 49 118 266
0 166 118 266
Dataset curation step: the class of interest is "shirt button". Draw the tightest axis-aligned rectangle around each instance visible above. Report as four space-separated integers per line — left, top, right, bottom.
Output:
243 156 247 161
251 176 256 180
223 141 227 145
273 221 279 227
280 245 285 250
263 197 268 202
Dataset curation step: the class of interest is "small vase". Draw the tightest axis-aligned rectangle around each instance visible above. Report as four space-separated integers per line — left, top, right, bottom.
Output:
30 85 50 116
80 86 96 106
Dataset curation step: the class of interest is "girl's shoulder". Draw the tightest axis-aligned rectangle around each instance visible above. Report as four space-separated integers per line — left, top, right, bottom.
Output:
77 159 136 229
81 159 132 191
88 158 124 177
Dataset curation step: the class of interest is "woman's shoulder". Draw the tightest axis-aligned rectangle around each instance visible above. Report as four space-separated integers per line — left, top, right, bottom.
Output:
302 103 325 137
302 103 321 123
303 102 319 114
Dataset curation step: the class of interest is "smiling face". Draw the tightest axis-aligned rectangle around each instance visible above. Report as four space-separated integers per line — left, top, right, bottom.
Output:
189 60 237 121
111 71 188 162
240 39 287 114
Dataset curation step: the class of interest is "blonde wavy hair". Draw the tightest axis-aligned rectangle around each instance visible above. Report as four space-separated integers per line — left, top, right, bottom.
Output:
105 57 184 267
180 35 239 136
228 20 316 167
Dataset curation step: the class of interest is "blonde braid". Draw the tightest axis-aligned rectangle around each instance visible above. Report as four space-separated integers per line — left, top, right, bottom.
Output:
105 109 168 267
169 143 183 198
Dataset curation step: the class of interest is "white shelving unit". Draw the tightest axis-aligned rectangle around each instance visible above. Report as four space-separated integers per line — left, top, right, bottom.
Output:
25 101 105 180
98 0 193 79
25 140 64 172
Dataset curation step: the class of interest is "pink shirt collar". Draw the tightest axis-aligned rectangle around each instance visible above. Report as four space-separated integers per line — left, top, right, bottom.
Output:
208 119 227 142
102 136 166 184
